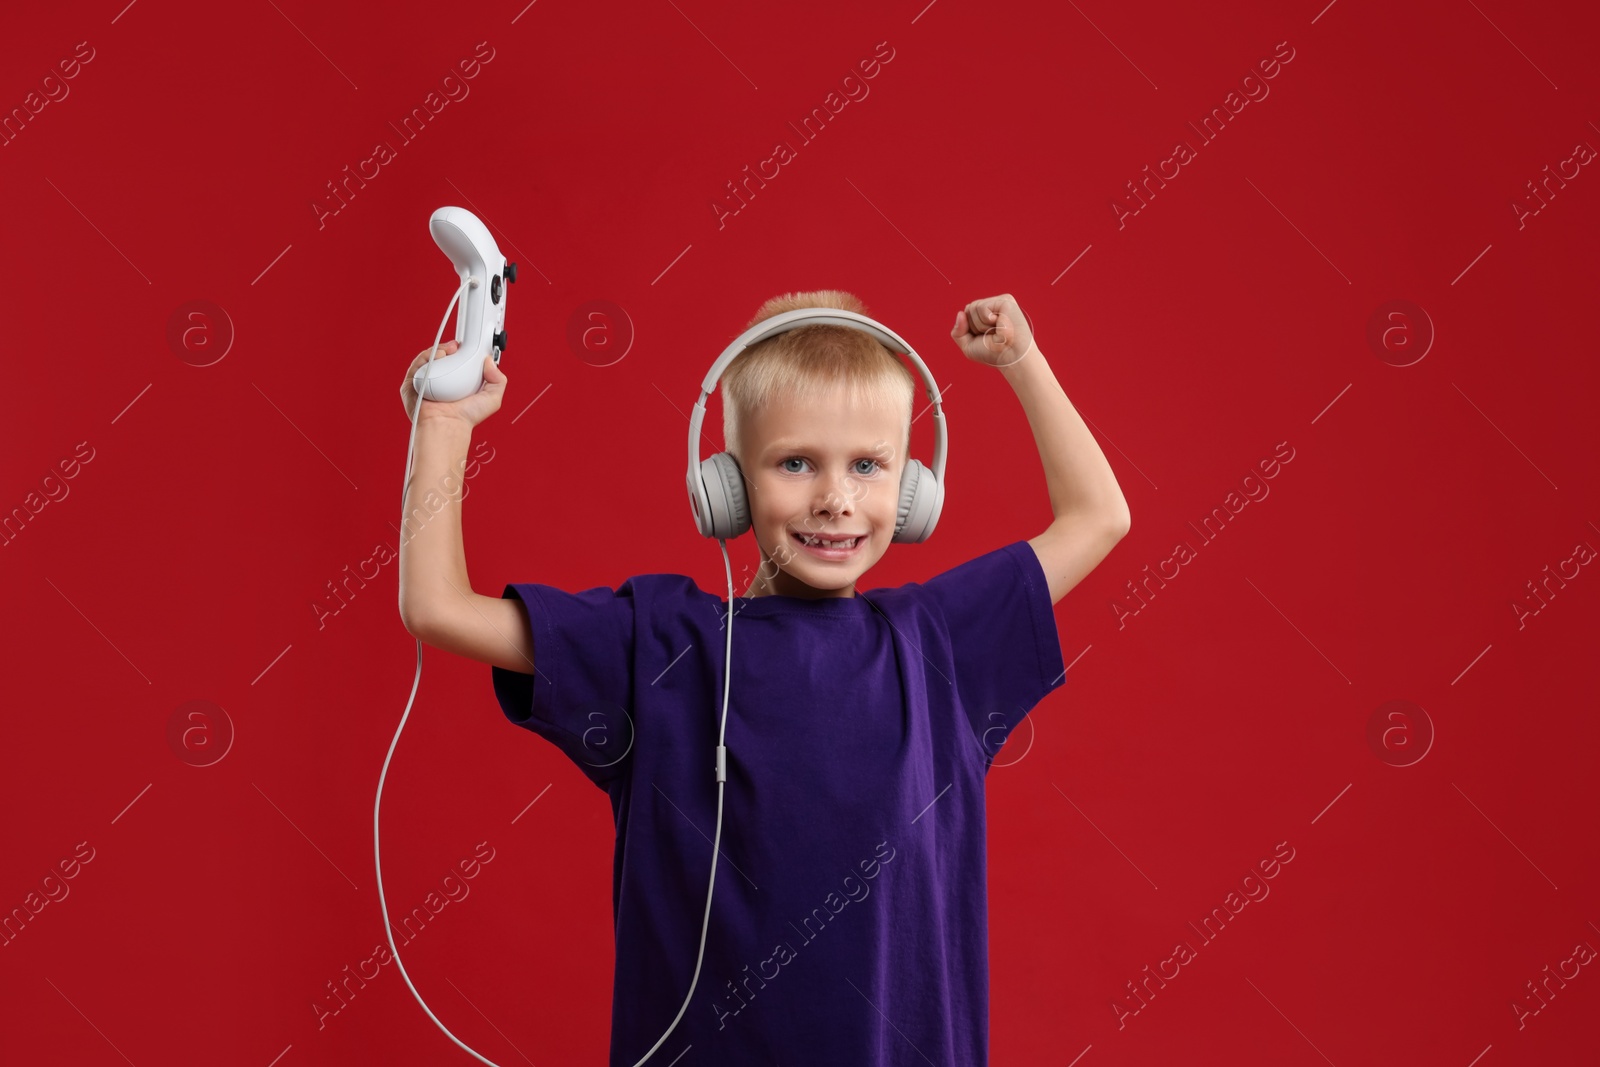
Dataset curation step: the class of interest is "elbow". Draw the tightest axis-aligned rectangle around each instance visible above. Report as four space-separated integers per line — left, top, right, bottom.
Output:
1104 503 1131 540
398 598 434 641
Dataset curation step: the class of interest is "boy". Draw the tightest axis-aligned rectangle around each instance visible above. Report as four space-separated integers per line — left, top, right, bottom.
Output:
397 289 1129 1065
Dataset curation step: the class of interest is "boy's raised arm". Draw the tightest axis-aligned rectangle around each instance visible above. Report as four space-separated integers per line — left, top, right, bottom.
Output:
952 294 1132 606
396 343 536 675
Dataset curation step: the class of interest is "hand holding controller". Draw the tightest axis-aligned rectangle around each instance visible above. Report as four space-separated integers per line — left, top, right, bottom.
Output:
400 340 507 428
412 206 517 403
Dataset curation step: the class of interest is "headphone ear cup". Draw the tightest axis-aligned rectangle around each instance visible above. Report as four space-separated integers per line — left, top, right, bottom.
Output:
892 458 944 544
698 452 751 540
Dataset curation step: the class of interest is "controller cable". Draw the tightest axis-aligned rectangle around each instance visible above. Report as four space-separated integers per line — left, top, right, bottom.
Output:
376 277 735 1066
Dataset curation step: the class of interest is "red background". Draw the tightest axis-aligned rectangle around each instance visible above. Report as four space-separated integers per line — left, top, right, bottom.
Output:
3 1 1598 1064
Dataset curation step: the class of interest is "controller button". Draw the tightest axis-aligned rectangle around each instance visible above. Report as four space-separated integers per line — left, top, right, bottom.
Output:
491 274 502 304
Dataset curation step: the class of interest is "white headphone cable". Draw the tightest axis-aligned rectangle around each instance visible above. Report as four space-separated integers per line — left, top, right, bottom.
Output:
624 535 735 1066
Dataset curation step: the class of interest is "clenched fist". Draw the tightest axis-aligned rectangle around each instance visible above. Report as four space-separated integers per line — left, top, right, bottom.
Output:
951 294 1034 369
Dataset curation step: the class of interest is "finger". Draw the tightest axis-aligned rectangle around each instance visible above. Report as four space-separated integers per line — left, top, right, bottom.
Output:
981 316 1012 349
414 340 460 360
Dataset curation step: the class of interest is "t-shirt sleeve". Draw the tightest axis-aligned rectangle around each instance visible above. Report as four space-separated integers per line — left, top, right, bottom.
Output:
490 580 637 791
917 540 1066 765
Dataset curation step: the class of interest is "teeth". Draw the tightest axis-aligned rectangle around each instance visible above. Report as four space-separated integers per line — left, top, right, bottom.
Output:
798 534 857 548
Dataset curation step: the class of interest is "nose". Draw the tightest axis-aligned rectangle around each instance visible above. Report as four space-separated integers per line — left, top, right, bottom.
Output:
812 469 856 519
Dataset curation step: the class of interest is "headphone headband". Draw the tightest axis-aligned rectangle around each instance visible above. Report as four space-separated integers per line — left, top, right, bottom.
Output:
686 308 948 540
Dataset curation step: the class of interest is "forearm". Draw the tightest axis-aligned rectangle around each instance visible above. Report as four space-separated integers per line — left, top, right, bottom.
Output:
999 345 1130 527
397 415 475 633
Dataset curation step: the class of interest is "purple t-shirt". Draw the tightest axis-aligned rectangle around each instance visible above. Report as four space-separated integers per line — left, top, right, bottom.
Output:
490 540 1065 1066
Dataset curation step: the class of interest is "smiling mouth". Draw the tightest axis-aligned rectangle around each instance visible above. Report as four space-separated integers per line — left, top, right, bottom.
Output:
790 530 865 558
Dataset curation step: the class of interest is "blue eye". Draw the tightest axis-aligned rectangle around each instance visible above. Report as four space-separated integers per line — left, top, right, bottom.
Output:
779 457 882 475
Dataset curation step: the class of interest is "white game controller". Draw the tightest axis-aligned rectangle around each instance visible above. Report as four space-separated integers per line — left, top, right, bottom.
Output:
412 206 517 403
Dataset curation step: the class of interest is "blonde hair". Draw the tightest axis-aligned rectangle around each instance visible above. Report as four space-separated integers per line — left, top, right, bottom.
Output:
722 289 916 471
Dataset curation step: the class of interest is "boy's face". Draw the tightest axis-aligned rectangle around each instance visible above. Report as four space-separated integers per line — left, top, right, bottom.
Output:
738 385 907 599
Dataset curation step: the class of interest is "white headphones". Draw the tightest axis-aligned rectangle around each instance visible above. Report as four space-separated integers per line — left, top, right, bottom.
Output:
686 307 949 543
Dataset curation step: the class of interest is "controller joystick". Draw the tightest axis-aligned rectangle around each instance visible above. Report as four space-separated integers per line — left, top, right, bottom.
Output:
412 207 516 403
